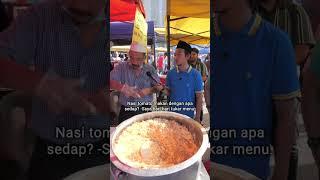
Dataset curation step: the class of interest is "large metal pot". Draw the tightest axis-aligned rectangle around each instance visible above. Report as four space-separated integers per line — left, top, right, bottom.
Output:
110 111 209 180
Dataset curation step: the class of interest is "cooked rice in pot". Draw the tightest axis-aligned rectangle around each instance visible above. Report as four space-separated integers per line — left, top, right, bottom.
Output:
113 118 199 168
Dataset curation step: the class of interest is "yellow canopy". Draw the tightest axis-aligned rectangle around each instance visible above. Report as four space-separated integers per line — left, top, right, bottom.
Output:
166 0 210 46
167 0 210 18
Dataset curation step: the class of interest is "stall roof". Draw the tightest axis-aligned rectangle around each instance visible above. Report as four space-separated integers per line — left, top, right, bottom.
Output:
166 0 210 46
160 17 210 46
167 0 210 18
110 21 155 45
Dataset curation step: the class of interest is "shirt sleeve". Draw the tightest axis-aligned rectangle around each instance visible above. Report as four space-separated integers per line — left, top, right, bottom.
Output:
272 31 301 100
110 62 124 83
202 62 209 77
0 6 39 66
310 42 320 79
194 71 204 93
292 5 316 46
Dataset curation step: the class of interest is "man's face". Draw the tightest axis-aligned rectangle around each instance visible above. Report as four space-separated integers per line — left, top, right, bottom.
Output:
129 51 145 70
214 0 234 14
190 52 198 63
63 0 105 24
174 48 190 66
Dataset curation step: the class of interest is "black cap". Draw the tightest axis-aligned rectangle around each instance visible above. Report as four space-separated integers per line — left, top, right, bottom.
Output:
177 40 192 54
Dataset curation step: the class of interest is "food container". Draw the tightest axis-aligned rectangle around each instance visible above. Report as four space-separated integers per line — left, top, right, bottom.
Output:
110 111 209 180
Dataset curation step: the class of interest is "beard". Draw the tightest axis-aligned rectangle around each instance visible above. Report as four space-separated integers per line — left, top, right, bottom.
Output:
189 58 197 63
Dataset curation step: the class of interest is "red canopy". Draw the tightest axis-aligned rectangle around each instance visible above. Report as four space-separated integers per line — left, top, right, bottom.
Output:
110 0 146 22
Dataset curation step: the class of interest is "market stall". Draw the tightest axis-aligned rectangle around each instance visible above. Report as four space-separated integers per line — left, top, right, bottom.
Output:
166 0 210 69
110 21 155 46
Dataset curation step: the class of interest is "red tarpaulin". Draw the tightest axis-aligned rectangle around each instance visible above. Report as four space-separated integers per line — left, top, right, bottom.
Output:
110 0 146 22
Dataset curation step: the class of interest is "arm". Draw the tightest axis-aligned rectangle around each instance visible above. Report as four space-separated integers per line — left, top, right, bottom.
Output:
204 78 210 109
295 45 311 65
139 84 164 97
110 79 124 91
302 50 320 172
271 31 301 180
302 69 320 137
162 87 170 96
202 76 207 82
293 5 315 65
194 71 204 122
195 92 203 123
202 62 208 82
163 72 171 96
302 44 320 137
272 98 298 180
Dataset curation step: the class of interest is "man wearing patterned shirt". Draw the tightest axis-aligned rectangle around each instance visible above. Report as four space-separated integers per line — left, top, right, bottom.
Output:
0 1 108 179
189 48 209 82
110 43 163 124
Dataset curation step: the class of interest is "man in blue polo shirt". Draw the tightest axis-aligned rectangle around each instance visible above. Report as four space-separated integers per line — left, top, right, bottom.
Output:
212 0 300 179
165 41 203 123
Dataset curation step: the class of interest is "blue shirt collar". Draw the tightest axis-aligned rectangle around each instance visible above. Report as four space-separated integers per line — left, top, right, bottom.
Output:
176 65 192 73
215 14 262 37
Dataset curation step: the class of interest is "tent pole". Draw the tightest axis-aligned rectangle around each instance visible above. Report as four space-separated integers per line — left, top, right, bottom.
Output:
167 15 171 70
153 36 156 69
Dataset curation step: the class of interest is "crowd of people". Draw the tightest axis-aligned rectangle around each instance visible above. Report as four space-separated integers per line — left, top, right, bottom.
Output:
110 41 210 124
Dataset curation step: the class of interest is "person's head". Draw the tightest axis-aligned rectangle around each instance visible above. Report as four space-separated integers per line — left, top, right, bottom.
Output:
62 0 106 25
190 48 199 63
258 0 291 9
129 43 146 70
174 41 192 67
164 52 168 58
215 0 255 14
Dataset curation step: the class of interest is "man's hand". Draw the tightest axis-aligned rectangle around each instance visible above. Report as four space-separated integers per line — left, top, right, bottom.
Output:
153 84 164 92
162 87 170 96
272 98 298 180
35 75 96 115
137 84 164 98
138 88 150 98
195 92 203 124
120 84 141 98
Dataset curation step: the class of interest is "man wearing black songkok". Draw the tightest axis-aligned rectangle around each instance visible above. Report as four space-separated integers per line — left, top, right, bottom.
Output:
164 41 204 123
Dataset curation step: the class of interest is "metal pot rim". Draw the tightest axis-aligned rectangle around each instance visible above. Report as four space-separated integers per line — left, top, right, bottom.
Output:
110 111 209 177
